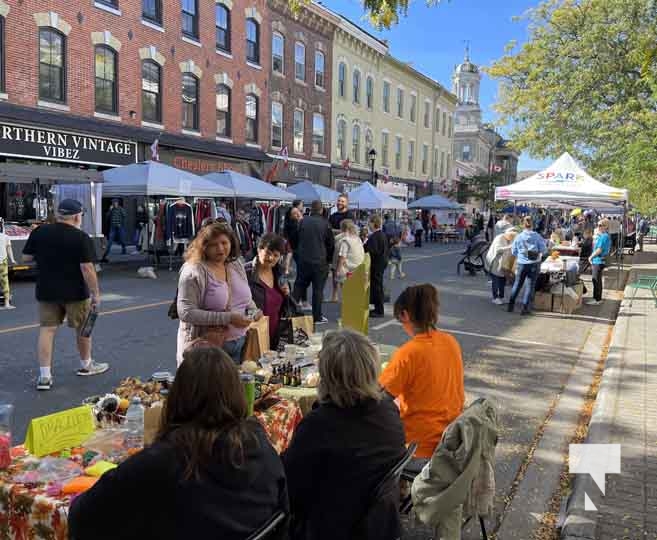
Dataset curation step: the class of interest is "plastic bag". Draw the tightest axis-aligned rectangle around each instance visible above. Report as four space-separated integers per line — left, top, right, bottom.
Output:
12 457 82 485
82 428 128 456
137 266 157 279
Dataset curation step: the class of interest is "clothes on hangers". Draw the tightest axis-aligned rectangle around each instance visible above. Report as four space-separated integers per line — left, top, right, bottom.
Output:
166 201 195 242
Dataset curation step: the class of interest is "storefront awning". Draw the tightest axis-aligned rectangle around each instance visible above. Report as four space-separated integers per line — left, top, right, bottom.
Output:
0 163 102 183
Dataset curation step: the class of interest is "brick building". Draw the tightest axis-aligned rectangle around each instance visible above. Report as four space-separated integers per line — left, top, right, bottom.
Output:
0 0 277 225
264 0 339 187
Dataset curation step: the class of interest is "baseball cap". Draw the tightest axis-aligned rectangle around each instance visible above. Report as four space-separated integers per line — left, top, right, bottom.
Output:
58 199 84 216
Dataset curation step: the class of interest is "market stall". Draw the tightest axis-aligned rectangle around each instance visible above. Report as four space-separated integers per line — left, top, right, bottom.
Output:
285 180 340 205
346 181 407 211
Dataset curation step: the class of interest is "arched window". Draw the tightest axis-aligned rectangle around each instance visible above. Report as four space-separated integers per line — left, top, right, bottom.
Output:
338 62 346 98
216 84 231 137
366 77 373 109
246 93 258 142
353 70 360 104
95 45 117 113
314 50 325 88
182 73 199 130
246 19 259 64
294 42 305 82
352 124 360 163
272 33 284 74
215 3 231 52
337 118 346 160
39 28 66 102
141 60 161 123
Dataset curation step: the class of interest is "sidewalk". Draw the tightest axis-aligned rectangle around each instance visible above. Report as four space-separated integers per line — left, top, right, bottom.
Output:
562 244 657 540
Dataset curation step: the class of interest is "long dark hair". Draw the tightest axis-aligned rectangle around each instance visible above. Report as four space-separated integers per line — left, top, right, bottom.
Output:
393 284 439 333
253 233 286 290
157 345 258 480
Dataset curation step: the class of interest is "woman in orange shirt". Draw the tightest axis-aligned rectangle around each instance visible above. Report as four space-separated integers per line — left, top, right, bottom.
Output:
379 284 465 461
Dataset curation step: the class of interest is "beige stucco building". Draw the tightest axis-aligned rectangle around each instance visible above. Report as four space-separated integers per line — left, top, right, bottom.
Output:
329 14 457 201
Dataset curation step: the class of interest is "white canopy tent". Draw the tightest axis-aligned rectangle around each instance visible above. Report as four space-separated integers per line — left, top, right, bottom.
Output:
495 152 628 206
347 182 407 210
102 161 233 197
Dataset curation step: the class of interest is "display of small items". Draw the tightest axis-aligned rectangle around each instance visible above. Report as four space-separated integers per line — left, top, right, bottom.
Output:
271 363 304 387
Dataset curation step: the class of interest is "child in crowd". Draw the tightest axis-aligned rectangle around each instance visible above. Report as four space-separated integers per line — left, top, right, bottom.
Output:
388 237 405 279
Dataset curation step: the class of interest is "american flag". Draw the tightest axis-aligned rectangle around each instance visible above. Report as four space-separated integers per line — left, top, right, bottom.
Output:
150 138 160 161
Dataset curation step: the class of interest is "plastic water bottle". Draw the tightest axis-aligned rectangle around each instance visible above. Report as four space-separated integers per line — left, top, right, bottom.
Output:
124 397 145 449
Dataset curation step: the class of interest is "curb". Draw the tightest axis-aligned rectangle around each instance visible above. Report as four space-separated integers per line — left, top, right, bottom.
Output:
560 278 633 539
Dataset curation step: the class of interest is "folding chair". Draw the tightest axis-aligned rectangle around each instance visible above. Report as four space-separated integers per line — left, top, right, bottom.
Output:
246 510 287 540
627 275 657 307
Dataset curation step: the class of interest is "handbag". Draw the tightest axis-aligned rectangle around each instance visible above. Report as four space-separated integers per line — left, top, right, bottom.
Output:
201 265 232 348
167 289 179 320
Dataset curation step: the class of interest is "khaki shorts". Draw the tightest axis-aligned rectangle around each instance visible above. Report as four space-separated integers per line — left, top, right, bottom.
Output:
39 300 91 329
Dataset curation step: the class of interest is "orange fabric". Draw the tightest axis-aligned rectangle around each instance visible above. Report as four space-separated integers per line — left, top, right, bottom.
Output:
379 330 464 458
61 476 98 494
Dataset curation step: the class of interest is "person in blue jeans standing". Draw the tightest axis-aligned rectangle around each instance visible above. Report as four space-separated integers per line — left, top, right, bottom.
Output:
101 199 127 263
508 216 547 315
587 218 611 306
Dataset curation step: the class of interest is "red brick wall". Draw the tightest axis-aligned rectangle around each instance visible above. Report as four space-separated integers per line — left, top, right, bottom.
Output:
3 0 271 148
268 2 333 164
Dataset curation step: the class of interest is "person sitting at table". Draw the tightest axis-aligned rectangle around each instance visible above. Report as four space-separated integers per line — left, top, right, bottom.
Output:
69 345 288 540
176 222 261 365
247 233 299 350
379 284 464 467
283 329 406 540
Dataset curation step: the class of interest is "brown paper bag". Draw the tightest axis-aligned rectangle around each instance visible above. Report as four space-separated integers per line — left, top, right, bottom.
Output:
144 402 164 446
291 315 314 338
243 316 270 362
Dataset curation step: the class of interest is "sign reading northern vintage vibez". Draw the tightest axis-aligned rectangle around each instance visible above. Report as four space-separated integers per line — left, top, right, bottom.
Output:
0 122 137 167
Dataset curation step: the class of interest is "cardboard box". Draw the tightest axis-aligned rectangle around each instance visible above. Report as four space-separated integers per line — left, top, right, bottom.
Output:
533 291 553 311
552 283 584 314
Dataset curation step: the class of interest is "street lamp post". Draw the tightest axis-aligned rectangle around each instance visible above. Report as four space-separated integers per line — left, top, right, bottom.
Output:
369 148 377 184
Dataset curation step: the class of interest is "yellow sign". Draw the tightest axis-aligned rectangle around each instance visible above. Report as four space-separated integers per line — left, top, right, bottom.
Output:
341 254 371 335
25 405 96 457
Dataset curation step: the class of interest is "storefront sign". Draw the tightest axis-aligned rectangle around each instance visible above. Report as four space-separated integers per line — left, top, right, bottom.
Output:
159 148 263 178
0 122 136 167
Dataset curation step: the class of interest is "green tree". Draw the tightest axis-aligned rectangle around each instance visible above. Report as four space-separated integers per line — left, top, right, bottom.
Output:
456 173 504 210
488 0 657 212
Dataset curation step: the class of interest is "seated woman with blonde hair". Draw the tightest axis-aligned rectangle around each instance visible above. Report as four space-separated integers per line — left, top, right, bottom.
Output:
283 329 406 540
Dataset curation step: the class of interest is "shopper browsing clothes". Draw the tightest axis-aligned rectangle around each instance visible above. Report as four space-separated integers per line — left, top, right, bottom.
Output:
507 216 547 315
176 222 261 365
22 199 108 391
587 218 611 306
0 219 16 309
101 199 127 262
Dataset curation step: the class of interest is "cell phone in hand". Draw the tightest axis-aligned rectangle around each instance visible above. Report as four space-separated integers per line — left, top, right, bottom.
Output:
244 307 256 321
79 306 98 338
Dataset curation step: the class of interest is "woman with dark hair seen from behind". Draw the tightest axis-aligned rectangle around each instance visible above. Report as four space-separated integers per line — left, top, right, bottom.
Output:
365 214 388 318
283 329 406 540
380 284 464 468
69 345 288 540
176 222 261 365
247 233 298 350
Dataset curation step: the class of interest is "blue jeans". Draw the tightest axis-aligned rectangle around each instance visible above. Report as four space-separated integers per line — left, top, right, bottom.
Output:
103 225 126 257
222 336 246 365
491 274 507 299
509 263 540 308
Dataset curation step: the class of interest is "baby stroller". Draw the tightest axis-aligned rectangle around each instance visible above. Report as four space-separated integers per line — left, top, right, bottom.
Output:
457 237 490 276
623 231 636 256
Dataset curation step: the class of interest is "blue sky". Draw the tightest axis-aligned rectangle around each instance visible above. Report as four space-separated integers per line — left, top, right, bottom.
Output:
322 0 553 172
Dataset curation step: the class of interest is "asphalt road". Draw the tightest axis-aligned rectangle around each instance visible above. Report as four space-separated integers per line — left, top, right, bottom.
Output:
0 241 622 538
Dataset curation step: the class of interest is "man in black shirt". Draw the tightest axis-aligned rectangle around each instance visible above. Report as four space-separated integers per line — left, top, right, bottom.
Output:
365 215 389 318
328 194 354 231
23 199 108 391
293 200 335 324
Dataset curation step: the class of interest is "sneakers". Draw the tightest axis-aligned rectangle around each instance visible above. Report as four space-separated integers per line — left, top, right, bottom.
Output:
586 299 603 306
315 316 329 325
520 306 532 315
369 310 385 318
301 302 312 311
36 376 52 391
493 298 505 305
76 361 110 376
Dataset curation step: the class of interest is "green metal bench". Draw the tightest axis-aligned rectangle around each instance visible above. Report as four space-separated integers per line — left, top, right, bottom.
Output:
627 275 657 307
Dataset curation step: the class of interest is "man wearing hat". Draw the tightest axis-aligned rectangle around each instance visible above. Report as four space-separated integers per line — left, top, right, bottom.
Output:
23 199 108 390
100 198 127 263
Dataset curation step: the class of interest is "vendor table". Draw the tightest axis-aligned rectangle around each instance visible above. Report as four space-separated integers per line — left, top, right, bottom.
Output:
551 244 581 257
0 398 302 540
540 255 580 274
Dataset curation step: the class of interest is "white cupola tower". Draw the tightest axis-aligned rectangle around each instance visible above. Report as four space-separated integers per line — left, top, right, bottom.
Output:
452 44 482 127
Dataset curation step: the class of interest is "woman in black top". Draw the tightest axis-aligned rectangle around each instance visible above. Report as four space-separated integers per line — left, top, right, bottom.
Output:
69 345 288 540
283 329 406 540
365 215 389 318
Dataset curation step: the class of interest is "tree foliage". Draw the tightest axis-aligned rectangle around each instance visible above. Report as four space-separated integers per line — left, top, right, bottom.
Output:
456 173 504 209
488 0 657 212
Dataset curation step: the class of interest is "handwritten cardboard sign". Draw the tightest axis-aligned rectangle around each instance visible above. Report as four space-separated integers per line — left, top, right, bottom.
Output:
25 405 95 457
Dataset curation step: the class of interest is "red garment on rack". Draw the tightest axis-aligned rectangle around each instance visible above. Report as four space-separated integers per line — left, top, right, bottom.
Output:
195 200 212 229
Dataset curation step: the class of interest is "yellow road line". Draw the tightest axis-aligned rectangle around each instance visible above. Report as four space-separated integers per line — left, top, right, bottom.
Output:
0 300 171 335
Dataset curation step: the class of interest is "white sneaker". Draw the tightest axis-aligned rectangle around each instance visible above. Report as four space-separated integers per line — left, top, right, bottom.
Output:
586 299 602 306
301 302 312 311
494 298 505 305
76 361 110 376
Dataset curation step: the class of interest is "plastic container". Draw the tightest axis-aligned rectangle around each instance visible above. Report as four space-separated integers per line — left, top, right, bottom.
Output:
0 402 13 469
124 397 145 450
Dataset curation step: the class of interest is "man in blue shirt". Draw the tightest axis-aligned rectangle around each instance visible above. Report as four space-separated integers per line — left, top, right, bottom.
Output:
587 219 611 305
508 215 548 315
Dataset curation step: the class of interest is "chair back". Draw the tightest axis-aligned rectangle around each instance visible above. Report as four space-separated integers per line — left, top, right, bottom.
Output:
352 443 418 540
246 510 287 540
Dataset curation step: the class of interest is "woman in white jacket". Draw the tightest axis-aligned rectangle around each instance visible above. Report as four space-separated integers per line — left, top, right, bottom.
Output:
485 228 518 305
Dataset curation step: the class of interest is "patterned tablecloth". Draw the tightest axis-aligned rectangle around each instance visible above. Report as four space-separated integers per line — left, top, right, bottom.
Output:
0 397 302 540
